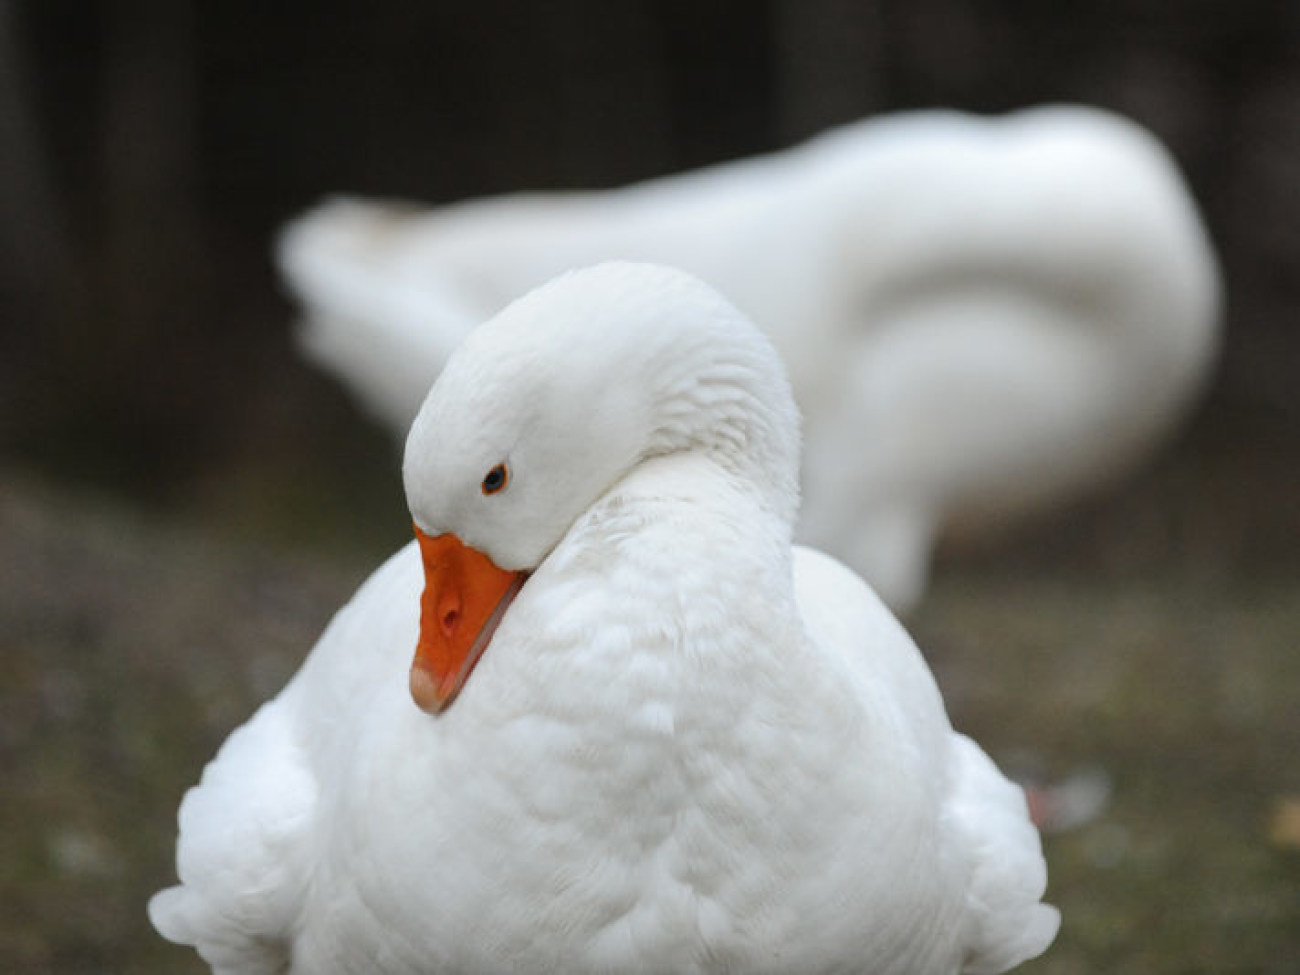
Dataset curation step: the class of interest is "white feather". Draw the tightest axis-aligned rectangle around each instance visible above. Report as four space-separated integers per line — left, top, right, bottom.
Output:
278 105 1220 610
155 263 1058 973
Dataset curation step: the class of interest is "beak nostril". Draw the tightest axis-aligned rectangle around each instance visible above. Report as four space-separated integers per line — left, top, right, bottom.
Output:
412 528 523 712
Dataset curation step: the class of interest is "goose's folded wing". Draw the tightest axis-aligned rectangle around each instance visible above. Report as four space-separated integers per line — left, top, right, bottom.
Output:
149 699 316 974
945 733 1060 974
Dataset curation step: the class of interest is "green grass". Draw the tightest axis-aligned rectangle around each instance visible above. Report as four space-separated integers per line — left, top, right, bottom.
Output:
915 573 1300 974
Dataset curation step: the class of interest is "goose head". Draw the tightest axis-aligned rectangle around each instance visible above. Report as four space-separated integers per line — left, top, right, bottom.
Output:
401 262 800 713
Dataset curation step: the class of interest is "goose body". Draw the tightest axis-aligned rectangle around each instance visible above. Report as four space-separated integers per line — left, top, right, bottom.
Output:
280 104 1219 610
152 263 1058 973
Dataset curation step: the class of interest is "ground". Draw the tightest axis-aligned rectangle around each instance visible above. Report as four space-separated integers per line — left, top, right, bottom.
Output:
1 415 1296 973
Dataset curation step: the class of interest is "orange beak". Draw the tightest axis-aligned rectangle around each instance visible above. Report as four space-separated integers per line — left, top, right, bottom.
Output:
411 527 528 714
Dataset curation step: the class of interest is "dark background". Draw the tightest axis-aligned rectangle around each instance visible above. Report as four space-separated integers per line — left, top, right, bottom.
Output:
2 1 1298 972
5 0 1299 519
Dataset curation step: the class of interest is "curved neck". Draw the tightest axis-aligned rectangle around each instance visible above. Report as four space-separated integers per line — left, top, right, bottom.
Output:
641 324 802 529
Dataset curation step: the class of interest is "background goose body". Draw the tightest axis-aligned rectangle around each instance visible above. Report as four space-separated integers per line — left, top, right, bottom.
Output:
152 263 1058 973
279 104 1220 610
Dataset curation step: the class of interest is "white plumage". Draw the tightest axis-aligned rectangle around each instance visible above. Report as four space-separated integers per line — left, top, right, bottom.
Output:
279 105 1220 610
152 263 1059 974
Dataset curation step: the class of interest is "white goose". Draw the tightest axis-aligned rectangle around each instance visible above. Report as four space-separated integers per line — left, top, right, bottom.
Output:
279 104 1220 611
152 263 1059 974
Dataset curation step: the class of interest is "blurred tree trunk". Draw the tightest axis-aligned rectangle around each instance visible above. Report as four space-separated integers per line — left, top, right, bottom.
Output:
97 0 211 482
101 0 203 352
771 0 889 142
472 2 674 187
0 1 90 447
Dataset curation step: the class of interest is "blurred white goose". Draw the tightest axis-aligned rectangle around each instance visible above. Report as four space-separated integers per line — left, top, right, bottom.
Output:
279 104 1219 611
152 263 1058 974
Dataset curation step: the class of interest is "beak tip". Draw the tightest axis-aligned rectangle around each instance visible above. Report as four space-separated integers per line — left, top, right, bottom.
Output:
409 664 449 715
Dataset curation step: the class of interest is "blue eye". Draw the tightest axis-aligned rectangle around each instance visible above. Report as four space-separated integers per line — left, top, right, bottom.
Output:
481 463 509 495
